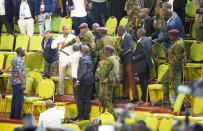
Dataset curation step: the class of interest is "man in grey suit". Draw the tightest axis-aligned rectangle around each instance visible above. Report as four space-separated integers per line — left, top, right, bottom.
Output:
133 28 153 103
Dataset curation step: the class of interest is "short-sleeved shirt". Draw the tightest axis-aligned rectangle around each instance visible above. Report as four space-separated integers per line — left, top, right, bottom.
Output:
10 56 26 86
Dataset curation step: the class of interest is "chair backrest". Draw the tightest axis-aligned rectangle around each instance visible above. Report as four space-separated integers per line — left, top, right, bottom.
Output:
0 54 5 70
59 17 72 33
38 79 55 99
25 52 44 72
173 93 185 113
34 23 40 33
0 34 14 51
5 54 16 71
99 112 115 125
2 24 7 32
24 77 34 94
119 16 128 26
190 42 203 62
191 22 197 39
144 117 159 131
15 34 30 50
14 24 21 33
159 118 173 131
105 16 118 35
51 17 62 33
157 64 169 82
29 35 43 51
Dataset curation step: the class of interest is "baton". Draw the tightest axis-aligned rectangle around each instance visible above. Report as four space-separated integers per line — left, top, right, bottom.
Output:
152 40 168 51
121 48 132 57
60 49 70 56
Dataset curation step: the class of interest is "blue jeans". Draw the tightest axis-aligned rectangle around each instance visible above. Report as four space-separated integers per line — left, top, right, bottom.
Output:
72 16 88 35
10 84 24 119
91 1 109 26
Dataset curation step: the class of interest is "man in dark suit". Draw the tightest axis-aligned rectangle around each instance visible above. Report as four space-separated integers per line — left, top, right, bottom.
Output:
117 26 138 103
0 0 14 35
133 28 153 103
155 9 183 49
14 0 36 37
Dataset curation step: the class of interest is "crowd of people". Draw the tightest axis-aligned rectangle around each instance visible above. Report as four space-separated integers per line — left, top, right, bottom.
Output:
0 0 202 129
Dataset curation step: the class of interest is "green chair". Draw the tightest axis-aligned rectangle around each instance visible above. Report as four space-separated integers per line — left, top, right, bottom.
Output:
0 34 14 51
0 54 5 70
1 24 7 32
5 54 16 71
29 35 43 51
99 112 115 125
159 118 173 131
25 52 44 72
15 34 30 50
34 23 40 34
14 24 21 33
51 17 62 33
119 16 128 26
59 17 72 33
105 16 118 35
191 22 197 39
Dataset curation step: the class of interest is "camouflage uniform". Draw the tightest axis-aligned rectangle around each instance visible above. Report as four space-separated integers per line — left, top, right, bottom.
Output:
125 0 142 40
65 30 95 49
98 55 120 115
93 35 121 60
161 38 186 103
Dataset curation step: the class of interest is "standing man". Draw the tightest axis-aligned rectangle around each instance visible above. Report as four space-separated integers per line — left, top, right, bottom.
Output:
133 28 153 103
51 25 76 96
125 0 142 40
10 47 26 119
92 23 100 42
35 0 56 36
74 46 94 120
14 0 35 37
117 26 138 103
98 45 120 118
193 0 203 41
69 0 89 35
41 30 59 78
91 0 109 26
159 29 186 106
0 0 14 35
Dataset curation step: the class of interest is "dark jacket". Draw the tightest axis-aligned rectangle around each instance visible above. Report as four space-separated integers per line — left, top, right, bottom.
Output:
14 0 36 21
77 53 94 85
35 0 56 16
0 70 3 75
121 32 134 66
42 37 59 63
157 15 183 49
133 37 153 73
143 17 156 39
4 0 14 23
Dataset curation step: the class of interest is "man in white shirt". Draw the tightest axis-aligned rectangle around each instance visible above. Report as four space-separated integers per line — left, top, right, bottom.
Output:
51 25 76 95
0 0 14 35
38 100 64 129
69 0 89 35
14 0 35 37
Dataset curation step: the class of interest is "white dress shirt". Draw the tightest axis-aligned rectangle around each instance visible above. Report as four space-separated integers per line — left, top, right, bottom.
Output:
66 51 82 79
19 1 32 18
122 32 127 39
0 0 5 16
38 108 64 129
70 0 87 17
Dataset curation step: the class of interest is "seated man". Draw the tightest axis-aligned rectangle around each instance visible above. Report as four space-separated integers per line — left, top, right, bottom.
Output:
41 30 59 78
38 100 64 129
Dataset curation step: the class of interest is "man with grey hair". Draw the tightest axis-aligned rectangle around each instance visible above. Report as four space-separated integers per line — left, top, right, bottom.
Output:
92 23 100 42
52 25 76 96
133 28 153 104
74 45 94 120
38 99 64 129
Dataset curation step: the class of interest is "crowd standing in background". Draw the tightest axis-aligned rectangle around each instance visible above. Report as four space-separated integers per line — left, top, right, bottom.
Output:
0 0 201 129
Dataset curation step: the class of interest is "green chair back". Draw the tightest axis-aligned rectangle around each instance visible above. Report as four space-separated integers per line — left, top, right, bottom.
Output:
51 17 61 33
105 16 118 35
15 34 30 50
190 42 203 62
191 22 197 39
2 24 7 32
157 64 169 82
34 23 40 33
38 79 55 98
0 54 4 70
59 17 72 33
24 77 34 94
0 34 14 51
14 24 21 33
5 54 16 71
25 52 44 72
29 35 43 51
119 16 128 26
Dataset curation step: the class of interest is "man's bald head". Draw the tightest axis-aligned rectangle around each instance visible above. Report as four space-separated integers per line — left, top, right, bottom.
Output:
92 23 100 32
46 99 54 109
81 45 90 55
162 2 172 11
73 44 80 52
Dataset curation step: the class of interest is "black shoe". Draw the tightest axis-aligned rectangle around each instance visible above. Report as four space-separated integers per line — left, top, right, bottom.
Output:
130 98 139 103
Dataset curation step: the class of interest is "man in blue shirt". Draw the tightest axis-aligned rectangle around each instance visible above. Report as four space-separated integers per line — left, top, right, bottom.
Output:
10 47 26 119
41 30 59 78
74 45 94 120
35 0 56 36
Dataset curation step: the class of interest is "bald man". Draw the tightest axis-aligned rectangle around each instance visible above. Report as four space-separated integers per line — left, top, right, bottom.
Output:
38 100 64 129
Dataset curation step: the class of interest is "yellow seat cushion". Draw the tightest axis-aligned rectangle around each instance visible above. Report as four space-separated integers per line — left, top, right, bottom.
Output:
153 113 175 119
129 111 153 121
24 97 41 103
5 95 12 100
186 63 203 67
62 124 81 131
148 84 163 90
32 101 46 106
